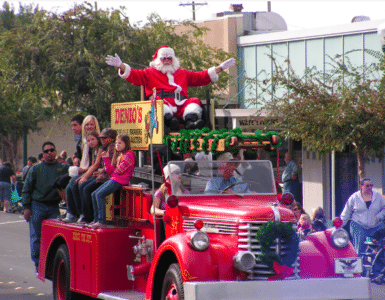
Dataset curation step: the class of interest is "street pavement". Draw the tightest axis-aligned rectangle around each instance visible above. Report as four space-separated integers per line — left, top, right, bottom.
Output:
0 210 385 299
0 211 52 299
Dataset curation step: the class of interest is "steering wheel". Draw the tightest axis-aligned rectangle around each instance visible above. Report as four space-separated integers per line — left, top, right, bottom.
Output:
221 181 262 194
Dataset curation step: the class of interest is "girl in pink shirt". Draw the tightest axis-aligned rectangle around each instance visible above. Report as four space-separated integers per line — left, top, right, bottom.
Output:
90 134 135 228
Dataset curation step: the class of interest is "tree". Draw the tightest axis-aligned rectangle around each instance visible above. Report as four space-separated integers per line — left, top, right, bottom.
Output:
247 51 385 180
0 2 234 167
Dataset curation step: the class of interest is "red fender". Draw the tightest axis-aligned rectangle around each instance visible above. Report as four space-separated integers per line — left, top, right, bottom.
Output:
145 232 239 299
299 229 357 278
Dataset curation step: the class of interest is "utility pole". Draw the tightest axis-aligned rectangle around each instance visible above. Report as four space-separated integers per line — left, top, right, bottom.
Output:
179 1 208 21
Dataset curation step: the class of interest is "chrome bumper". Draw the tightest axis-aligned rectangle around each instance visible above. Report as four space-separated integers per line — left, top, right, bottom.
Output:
184 277 371 300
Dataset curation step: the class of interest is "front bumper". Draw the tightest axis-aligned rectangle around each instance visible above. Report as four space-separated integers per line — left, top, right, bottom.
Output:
184 277 370 300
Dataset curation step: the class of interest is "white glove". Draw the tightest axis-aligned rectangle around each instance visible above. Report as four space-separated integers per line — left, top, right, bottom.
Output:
220 58 236 70
106 53 122 68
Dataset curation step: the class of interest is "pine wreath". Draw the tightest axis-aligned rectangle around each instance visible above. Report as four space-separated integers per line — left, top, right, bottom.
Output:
256 221 299 268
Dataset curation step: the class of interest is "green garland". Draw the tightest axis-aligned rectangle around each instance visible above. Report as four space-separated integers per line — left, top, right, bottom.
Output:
163 128 282 155
256 221 299 268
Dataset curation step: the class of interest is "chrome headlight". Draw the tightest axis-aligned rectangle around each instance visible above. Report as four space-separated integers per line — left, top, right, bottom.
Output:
233 251 256 272
190 231 210 251
331 228 349 249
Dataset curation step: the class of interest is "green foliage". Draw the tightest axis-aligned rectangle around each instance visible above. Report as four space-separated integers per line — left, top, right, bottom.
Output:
256 221 299 268
0 2 234 165
247 51 385 178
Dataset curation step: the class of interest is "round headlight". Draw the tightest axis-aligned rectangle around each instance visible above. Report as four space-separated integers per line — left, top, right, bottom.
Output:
331 228 349 249
190 231 209 251
233 251 256 272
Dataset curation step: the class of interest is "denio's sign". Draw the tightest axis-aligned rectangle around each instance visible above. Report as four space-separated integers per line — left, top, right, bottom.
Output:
111 100 164 150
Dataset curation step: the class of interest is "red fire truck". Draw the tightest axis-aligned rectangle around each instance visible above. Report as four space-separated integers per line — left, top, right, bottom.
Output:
38 100 370 300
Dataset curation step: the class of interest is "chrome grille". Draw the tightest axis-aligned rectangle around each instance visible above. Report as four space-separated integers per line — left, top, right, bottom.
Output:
182 217 238 235
238 221 300 280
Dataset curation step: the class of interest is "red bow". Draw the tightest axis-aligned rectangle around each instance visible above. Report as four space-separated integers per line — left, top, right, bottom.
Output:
268 261 294 281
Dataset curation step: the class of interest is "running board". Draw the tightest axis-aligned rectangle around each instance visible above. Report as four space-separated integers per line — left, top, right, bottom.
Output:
97 291 145 300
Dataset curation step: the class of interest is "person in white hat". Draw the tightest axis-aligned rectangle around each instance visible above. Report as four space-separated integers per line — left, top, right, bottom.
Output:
106 46 236 131
204 152 247 194
150 163 189 216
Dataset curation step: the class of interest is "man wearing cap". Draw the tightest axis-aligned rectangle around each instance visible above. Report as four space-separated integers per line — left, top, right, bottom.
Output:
204 152 247 194
106 46 236 131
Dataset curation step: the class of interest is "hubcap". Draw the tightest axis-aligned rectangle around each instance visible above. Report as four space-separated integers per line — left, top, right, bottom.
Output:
165 282 179 300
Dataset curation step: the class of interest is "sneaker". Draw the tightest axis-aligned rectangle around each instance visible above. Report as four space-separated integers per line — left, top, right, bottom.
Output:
77 215 87 225
61 213 78 223
88 222 107 229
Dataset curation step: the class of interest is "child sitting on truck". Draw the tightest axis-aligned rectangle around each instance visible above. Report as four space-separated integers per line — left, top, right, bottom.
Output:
150 164 189 217
89 134 136 228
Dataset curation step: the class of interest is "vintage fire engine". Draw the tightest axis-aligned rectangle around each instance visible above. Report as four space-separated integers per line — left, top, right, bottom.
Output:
38 100 370 300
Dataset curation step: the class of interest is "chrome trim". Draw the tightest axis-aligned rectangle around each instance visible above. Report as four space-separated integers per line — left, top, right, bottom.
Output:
183 217 238 235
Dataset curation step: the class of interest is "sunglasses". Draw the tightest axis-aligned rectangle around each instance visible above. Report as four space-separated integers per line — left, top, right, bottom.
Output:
43 148 55 153
364 184 373 187
160 57 173 61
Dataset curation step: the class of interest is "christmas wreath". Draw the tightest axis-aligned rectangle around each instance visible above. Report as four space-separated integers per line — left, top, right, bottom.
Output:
256 221 300 280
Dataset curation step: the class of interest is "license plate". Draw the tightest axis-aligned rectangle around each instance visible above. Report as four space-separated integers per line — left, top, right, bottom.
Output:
335 257 363 275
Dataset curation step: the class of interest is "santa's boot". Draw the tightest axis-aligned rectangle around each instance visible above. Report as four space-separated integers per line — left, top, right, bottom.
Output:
169 117 180 132
184 113 204 130
164 113 173 127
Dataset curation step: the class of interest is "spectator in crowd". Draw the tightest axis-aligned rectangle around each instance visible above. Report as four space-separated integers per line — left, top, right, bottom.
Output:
38 153 44 162
290 200 306 222
60 150 68 162
22 142 69 272
62 131 101 223
0 162 16 212
90 134 135 228
297 213 312 239
70 114 85 167
311 206 327 232
22 157 37 182
340 178 385 256
282 152 301 204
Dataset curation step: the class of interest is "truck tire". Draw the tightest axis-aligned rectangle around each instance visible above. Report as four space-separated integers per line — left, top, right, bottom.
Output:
53 244 74 300
161 263 184 300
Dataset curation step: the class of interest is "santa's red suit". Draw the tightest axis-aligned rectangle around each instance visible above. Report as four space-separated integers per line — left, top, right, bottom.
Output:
119 66 218 120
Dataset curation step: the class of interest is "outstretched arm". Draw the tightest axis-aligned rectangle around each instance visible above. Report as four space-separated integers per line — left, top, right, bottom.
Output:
106 53 126 73
215 58 236 74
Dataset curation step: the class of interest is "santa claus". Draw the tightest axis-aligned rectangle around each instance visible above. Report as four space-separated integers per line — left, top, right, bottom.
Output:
106 46 236 130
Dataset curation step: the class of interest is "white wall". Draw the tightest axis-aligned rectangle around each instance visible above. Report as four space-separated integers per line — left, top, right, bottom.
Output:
302 150 330 219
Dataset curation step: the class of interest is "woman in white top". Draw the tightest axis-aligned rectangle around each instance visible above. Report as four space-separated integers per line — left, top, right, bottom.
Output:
340 178 385 256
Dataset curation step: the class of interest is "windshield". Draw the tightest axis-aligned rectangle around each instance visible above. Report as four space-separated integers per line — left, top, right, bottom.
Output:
165 160 276 196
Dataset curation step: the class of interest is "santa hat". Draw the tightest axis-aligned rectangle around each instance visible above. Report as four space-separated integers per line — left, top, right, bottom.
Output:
153 45 175 61
163 164 181 180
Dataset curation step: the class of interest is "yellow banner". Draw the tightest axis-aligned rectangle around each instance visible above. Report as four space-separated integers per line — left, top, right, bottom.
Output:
111 100 164 150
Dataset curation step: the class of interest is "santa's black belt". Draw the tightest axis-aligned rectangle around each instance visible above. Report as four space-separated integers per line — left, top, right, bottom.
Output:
157 92 187 101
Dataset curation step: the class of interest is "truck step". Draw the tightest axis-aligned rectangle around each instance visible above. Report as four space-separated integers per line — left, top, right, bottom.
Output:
97 291 145 300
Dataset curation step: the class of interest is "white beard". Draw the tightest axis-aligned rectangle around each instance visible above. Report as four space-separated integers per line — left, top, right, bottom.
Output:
150 57 180 74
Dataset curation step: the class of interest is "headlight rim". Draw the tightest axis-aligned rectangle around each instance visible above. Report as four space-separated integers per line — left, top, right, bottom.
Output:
330 228 349 249
190 230 210 251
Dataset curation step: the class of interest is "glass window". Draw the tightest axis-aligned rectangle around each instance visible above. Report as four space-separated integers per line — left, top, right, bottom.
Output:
289 40 306 79
306 39 324 73
344 34 364 68
325 36 343 73
243 46 257 108
364 32 383 81
256 44 272 106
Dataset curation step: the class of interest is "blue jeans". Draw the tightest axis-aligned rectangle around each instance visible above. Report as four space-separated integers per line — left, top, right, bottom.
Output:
0 181 11 201
66 175 82 217
29 201 60 268
79 177 101 223
350 220 385 256
91 180 122 224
